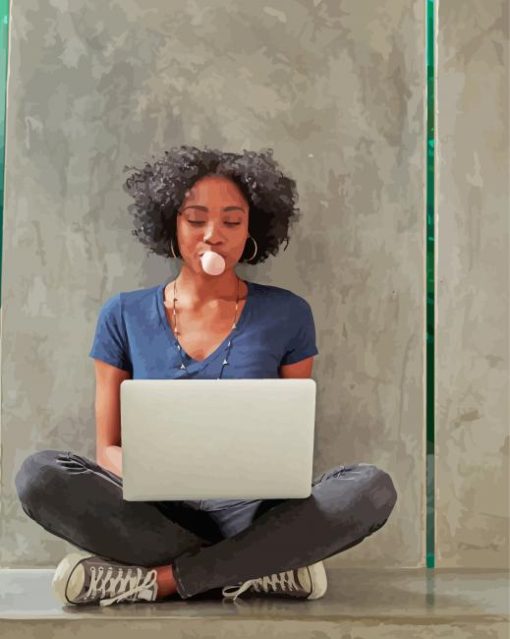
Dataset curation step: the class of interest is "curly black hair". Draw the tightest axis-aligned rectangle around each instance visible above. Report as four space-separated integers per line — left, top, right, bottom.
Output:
122 145 302 264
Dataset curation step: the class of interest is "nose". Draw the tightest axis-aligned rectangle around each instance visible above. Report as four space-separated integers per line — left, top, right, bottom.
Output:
203 222 226 243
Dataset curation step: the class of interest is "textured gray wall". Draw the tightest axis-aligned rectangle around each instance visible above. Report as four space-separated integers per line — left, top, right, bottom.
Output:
1 1 426 567
436 0 509 567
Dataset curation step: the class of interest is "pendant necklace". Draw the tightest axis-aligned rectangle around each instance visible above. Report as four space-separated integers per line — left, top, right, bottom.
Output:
163 277 242 379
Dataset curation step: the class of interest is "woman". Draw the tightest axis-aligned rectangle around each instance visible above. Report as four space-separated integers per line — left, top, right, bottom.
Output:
15 145 398 607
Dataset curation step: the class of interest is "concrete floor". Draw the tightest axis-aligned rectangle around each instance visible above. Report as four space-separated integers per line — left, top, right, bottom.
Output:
0 566 508 638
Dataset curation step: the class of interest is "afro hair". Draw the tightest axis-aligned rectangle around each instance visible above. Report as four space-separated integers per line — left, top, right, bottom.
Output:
122 145 303 264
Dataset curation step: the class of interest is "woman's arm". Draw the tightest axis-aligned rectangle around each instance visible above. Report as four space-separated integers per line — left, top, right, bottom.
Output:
102 445 123 478
278 355 315 379
93 359 131 478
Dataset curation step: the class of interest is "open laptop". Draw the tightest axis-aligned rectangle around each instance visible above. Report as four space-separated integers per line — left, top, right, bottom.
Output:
120 379 316 502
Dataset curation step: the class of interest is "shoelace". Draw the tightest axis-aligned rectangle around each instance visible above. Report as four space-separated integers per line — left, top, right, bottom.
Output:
223 569 301 602
81 564 158 607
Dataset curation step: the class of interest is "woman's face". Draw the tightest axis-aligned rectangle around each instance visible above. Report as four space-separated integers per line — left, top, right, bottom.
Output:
175 175 250 271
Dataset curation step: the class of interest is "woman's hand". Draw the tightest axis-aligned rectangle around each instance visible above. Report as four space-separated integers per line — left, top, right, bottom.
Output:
98 445 123 478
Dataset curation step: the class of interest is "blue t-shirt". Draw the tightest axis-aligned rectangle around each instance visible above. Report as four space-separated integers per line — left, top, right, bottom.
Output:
88 276 319 378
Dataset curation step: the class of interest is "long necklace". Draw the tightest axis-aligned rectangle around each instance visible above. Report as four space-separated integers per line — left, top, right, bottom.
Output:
163 277 242 379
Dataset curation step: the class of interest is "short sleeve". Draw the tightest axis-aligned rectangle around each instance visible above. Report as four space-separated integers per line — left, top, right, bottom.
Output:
88 293 132 373
280 297 319 366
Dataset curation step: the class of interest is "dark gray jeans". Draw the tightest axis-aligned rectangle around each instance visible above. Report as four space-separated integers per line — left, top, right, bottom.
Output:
15 449 398 599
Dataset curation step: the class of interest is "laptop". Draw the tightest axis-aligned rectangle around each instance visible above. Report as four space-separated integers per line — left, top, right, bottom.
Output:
120 379 316 501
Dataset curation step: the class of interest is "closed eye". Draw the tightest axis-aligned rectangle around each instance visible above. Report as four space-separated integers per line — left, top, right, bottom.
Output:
188 221 241 226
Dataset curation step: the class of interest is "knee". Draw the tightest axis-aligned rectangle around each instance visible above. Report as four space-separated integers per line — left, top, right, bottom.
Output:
15 449 64 508
361 464 398 523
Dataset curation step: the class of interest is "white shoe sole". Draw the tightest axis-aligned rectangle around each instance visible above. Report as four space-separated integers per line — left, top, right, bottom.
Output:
306 561 328 599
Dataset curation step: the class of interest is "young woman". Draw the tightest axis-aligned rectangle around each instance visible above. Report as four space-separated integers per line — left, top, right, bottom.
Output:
15 145 398 607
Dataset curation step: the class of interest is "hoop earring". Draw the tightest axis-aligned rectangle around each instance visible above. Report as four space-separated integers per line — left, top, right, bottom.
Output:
245 235 258 262
170 238 178 259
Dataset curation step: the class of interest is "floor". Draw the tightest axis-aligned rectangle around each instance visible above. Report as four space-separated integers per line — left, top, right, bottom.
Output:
0 566 508 638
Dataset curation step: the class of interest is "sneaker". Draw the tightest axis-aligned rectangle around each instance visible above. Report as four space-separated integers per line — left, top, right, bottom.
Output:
52 552 159 607
222 560 327 602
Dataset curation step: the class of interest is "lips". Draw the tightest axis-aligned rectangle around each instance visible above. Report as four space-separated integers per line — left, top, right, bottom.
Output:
200 249 225 258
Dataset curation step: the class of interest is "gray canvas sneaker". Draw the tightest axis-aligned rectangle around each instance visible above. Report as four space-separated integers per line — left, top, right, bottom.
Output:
221 560 328 602
52 552 159 607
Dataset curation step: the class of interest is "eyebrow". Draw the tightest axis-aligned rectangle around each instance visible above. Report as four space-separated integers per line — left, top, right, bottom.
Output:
182 205 246 213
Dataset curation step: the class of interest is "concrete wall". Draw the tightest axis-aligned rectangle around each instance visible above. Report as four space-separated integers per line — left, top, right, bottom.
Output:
3 0 426 568
436 0 509 567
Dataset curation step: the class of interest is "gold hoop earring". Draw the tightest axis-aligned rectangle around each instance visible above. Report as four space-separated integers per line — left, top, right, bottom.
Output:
170 238 178 259
245 235 258 262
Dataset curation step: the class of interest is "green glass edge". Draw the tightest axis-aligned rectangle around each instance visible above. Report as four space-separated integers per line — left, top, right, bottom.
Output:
0 0 8 307
0 1 435 567
426 0 435 569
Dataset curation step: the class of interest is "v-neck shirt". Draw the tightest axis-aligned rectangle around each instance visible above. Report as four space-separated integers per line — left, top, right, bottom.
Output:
88 276 319 379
